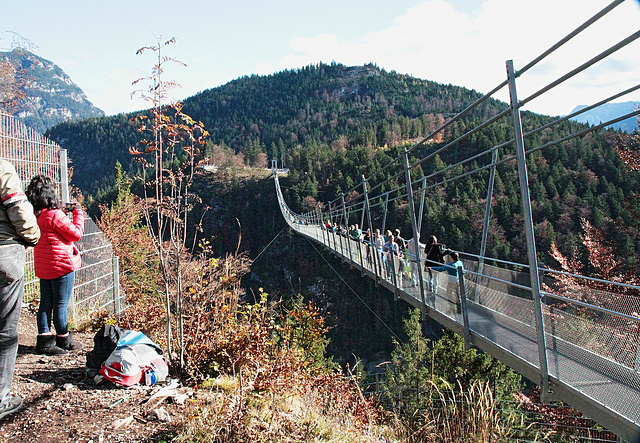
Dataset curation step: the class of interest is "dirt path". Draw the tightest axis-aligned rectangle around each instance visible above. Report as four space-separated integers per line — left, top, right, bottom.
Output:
0 309 189 442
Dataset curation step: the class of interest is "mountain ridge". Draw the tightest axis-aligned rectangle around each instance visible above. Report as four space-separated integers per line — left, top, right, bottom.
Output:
1 48 104 133
569 101 638 133
46 62 507 193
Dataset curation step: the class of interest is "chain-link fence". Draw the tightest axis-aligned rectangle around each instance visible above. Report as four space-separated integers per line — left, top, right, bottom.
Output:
0 111 123 321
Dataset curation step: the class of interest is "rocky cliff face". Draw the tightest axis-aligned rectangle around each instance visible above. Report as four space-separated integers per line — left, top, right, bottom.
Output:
1 48 104 133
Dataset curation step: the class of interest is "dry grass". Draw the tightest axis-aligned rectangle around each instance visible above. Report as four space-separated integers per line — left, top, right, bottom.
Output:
387 380 545 443
174 373 392 443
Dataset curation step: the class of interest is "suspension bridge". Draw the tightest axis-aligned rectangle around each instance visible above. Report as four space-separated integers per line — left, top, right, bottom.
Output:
273 1 640 441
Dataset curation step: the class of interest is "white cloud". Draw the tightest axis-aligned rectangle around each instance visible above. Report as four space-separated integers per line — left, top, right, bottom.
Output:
272 0 640 116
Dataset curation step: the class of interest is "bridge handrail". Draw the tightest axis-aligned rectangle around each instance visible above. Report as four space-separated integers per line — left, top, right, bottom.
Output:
541 291 640 324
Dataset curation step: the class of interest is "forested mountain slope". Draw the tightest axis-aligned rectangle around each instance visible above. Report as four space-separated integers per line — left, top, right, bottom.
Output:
46 63 639 270
46 63 493 192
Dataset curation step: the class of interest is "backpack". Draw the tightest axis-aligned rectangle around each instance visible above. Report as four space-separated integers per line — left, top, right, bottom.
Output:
86 324 132 370
98 331 169 387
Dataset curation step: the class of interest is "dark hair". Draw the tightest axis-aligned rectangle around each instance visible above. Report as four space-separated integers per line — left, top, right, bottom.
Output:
26 175 60 211
450 251 459 261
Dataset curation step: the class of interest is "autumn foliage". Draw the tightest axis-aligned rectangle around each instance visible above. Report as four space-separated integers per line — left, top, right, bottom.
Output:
0 58 26 113
549 116 640 298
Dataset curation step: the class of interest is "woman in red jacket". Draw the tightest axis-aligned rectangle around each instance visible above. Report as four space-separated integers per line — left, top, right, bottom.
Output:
26 175 84 355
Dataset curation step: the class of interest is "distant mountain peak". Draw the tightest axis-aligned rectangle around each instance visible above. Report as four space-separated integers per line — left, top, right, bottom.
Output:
569 101 639 133
0 48 104 133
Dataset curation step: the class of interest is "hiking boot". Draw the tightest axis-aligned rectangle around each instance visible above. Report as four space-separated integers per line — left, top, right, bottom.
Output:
36 334 68 355
0 395 22 421
56 333 83 351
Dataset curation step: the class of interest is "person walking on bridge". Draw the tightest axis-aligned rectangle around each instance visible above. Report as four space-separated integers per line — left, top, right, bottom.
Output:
382 233 401 285
429 251 464 315
424 235 448 293
406 232 424 287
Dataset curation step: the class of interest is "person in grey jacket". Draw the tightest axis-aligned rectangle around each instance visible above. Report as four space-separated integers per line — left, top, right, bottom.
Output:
0 159 40 420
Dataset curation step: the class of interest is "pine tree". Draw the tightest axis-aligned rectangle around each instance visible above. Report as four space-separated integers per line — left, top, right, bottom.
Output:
382 308 431 414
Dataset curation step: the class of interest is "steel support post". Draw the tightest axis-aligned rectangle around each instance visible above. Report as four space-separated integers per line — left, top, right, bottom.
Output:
478 147 499 301
363 176 381 283
458 268 471 349
507 59 550 401
403 148 427 308
337 200 344 258
330 203 337 251
320 208 327 246
381 193 389 236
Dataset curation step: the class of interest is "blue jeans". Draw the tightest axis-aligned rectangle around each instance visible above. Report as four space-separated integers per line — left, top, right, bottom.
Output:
0 244 26 402
37 271 75 335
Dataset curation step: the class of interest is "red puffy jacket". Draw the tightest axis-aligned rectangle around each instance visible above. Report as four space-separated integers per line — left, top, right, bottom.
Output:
33 207 85 280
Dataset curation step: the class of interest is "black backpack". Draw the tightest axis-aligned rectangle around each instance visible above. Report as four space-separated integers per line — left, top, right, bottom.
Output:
86 324 132 370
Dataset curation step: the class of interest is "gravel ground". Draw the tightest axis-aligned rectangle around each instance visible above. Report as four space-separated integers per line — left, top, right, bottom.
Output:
0 308 189 442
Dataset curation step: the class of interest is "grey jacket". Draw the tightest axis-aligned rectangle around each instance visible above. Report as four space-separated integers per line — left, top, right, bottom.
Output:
0 159 40 246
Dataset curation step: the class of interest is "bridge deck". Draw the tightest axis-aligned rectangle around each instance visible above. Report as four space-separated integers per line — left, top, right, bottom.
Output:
286 219 640 442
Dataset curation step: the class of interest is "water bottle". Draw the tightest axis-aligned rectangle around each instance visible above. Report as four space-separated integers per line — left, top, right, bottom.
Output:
145 369 158 386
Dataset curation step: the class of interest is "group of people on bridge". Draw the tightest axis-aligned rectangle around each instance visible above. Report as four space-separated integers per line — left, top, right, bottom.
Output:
322 220 464 314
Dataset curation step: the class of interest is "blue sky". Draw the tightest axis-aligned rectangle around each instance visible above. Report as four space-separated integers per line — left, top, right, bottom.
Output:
2 0 639 117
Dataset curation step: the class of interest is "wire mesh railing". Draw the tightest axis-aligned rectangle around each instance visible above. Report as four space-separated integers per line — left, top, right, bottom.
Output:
0 111 123 321
273 1 640 440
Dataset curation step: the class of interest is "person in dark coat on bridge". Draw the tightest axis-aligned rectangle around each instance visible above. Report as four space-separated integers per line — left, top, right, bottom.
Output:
424 235 448 293
394 228 407 250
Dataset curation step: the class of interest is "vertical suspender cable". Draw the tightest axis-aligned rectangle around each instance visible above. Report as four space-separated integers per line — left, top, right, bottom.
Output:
363 175 380 283
403 148 427 308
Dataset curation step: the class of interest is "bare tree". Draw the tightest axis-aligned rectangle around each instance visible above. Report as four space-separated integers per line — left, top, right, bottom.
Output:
129 36 208 366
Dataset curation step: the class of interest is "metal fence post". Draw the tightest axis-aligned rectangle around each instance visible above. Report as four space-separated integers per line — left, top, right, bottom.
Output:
418 176 427 230
112 256 121 315
319 208 326 246
458 268 471 349
341 194 353 266
70 285 77 322
59 149 70 203
507 59 550 401
381 193 389 236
